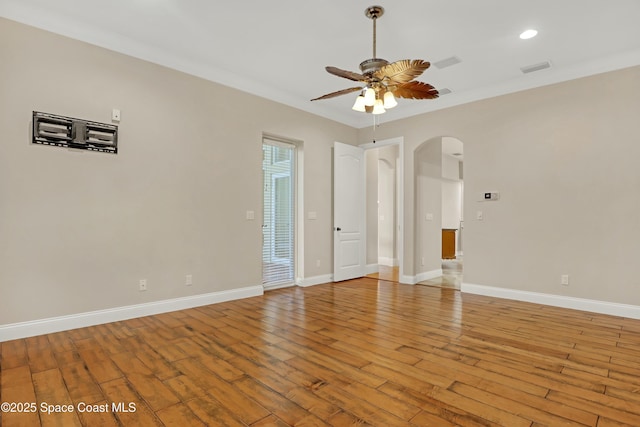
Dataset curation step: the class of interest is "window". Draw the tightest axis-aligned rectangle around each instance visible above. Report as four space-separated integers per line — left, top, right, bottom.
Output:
262 138 295 287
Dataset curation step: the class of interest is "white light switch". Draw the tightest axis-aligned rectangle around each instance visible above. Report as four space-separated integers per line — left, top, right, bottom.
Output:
308 211 317 220
112 108 121 122
476 210 483 220
426 213 434 221
246 210 255 220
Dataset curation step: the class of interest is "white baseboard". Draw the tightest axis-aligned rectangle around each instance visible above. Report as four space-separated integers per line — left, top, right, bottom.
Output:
416 269 444 284
0 285 264 342
401 269 443 285
264 282 295 291
378 257 398 267
298 274 333 288
462 283 640 320
399 275 414 285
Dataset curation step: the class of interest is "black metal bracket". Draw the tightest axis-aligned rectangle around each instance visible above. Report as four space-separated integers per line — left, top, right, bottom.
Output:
32 111 118 154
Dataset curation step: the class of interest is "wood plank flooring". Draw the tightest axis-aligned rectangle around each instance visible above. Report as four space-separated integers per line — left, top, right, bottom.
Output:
2 277 640 426
366 266 400 282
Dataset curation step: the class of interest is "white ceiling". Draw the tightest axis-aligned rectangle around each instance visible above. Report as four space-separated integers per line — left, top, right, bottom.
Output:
2 0 640 129
442 137 464 161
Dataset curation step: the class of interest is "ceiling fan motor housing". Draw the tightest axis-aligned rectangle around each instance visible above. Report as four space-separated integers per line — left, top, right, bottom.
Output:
359 58 389 76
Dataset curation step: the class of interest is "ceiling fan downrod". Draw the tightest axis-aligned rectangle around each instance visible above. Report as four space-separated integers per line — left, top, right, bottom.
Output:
366 6 383 59
366 6 384 60
360 6 388 76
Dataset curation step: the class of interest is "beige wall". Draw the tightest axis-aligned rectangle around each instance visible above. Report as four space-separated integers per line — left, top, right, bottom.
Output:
442 180 462 230
358 65 640 306
0 18 356 325
377 145 398 265
365 150 379 266
442 153 461 182
415 139 443 275
3 17 639 327
365 144 399 267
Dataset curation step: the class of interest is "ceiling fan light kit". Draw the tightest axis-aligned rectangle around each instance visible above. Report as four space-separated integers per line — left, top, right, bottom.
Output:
311 5 438 115
352 95 367 112
364 87 376 106
383 91 398 109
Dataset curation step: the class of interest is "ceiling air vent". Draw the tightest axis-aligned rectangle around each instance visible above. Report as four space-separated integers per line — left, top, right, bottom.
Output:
434 56 461 69
520 61 552 74
438 88 452 95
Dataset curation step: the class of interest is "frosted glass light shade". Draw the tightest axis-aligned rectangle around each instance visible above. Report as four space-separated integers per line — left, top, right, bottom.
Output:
363 88 376 106
352 95 366 112
383 91 398 109
372 99 386 114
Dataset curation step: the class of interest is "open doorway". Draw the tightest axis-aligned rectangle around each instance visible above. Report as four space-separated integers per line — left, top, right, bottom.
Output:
415 136 464 289
363 140 401 283
262 137 297 289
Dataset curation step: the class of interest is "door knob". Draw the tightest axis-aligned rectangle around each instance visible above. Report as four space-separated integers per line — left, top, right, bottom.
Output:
335 227 342 231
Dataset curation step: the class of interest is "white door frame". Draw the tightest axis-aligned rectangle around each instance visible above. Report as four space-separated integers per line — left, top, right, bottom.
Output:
262 134 301 290
359 137 405 283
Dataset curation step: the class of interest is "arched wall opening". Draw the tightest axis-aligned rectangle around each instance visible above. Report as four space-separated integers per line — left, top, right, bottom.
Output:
414 136 464 287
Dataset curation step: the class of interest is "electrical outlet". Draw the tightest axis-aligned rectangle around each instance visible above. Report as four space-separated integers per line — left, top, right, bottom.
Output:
421 256 425 266
316 259 321 267
561 274 569 286
186 274 193 286
139 279 147 291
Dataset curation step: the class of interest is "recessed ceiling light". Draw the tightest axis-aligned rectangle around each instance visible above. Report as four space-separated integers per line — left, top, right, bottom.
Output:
519 29 538 40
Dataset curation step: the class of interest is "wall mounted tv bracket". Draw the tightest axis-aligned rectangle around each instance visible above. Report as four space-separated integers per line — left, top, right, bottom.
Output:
32 111 118 154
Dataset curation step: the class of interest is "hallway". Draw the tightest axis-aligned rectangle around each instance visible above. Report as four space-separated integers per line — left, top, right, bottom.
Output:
366 258 463 289
418 258 463 290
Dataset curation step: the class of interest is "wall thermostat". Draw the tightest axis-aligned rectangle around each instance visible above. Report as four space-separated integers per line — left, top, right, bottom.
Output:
483 192 500 201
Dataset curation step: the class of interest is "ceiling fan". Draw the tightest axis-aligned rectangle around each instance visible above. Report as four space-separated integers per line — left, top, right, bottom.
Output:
311 5 439 115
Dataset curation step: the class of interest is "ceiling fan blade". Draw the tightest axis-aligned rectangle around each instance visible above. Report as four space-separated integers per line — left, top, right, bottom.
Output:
311 86 363 101
326 66 367 82
392 81 439 100
374 59 431 85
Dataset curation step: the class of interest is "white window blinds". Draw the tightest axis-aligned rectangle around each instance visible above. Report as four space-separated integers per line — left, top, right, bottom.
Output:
262 139 295 287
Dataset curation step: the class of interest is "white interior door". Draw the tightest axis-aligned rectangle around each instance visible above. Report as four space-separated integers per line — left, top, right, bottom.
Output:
333 142 366 282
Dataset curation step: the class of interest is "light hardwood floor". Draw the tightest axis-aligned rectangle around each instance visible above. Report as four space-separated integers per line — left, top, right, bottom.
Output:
366 265 400 282
2 278 640 426
418 259 463 290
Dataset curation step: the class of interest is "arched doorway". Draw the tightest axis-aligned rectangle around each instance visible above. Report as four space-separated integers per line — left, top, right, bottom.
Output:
414 136 464 289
